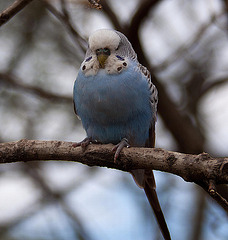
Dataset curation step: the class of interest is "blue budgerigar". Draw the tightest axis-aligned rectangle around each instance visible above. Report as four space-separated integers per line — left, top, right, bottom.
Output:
73 29 171 240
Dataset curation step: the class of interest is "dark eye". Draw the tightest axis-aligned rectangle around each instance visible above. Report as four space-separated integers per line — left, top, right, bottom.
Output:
96 48 102 55
103 48 111 55
96 48 111 56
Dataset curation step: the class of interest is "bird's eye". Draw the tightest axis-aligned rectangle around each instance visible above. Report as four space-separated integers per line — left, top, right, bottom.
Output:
103 48 111 55
96 48 102 55
96 48 111 56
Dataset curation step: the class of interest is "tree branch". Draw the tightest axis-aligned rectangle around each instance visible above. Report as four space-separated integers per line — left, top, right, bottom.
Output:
99 0 124 32
42 0 87 54
0 72 72 103
0 0 34 27
128 0 160 37
88 0 102 9
201 76 228 97
0 139 227 212
154 12 224 72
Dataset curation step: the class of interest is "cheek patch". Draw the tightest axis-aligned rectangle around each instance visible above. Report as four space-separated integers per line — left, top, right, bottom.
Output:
116 55 125 61
81 56 100 76
85 56 92 62
105 55 129 74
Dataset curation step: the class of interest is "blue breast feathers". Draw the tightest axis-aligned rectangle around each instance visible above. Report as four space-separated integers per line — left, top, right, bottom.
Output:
73 60 154 146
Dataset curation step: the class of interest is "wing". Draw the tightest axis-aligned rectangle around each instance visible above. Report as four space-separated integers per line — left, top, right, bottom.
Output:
73 79 81 120
137 63 158 148
73 78 77 115
134 64 171 239
73 98 78 116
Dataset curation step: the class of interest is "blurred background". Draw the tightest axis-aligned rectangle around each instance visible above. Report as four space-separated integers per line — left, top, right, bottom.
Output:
0 0 228 239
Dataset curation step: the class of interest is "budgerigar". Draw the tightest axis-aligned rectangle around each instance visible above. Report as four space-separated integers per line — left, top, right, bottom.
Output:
73 29 171 240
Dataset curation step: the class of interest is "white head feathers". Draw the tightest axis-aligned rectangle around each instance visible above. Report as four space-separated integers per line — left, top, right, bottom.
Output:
88 29 121 51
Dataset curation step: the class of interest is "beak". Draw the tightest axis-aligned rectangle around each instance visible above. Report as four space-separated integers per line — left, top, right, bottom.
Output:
97 54 109 68
96 48 110 68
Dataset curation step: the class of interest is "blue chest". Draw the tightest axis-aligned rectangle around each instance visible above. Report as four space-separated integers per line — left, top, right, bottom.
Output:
73 62 153 146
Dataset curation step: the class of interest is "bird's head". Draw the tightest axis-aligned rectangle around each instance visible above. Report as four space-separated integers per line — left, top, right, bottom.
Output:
88 29 121 68
81 29 137 76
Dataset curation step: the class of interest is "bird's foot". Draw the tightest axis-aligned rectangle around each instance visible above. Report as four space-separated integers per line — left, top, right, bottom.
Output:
112 138 130 163
73 137 100 149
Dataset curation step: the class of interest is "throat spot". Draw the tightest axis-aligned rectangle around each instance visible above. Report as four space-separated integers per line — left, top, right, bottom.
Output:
104 57 129 74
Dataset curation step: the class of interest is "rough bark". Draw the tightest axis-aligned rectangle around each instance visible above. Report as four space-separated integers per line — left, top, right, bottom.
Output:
0 139 227 212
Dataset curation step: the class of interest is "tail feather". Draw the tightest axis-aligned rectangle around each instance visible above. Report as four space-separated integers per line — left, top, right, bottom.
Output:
131 169 171 240
131 125 171 239
144 180 171 240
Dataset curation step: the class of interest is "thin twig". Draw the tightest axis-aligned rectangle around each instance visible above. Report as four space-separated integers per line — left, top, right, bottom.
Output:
88 0 102 9
153 12 224 72
42 0 87 54
201 77 228 97
0 73 72 103
24 163 94 240
0 0 34 27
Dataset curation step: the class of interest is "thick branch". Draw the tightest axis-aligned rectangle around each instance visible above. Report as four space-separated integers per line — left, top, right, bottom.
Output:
0 139 227 183
0 0 34 27
0 139 228 211
128 0 160 37
100 0 124 32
